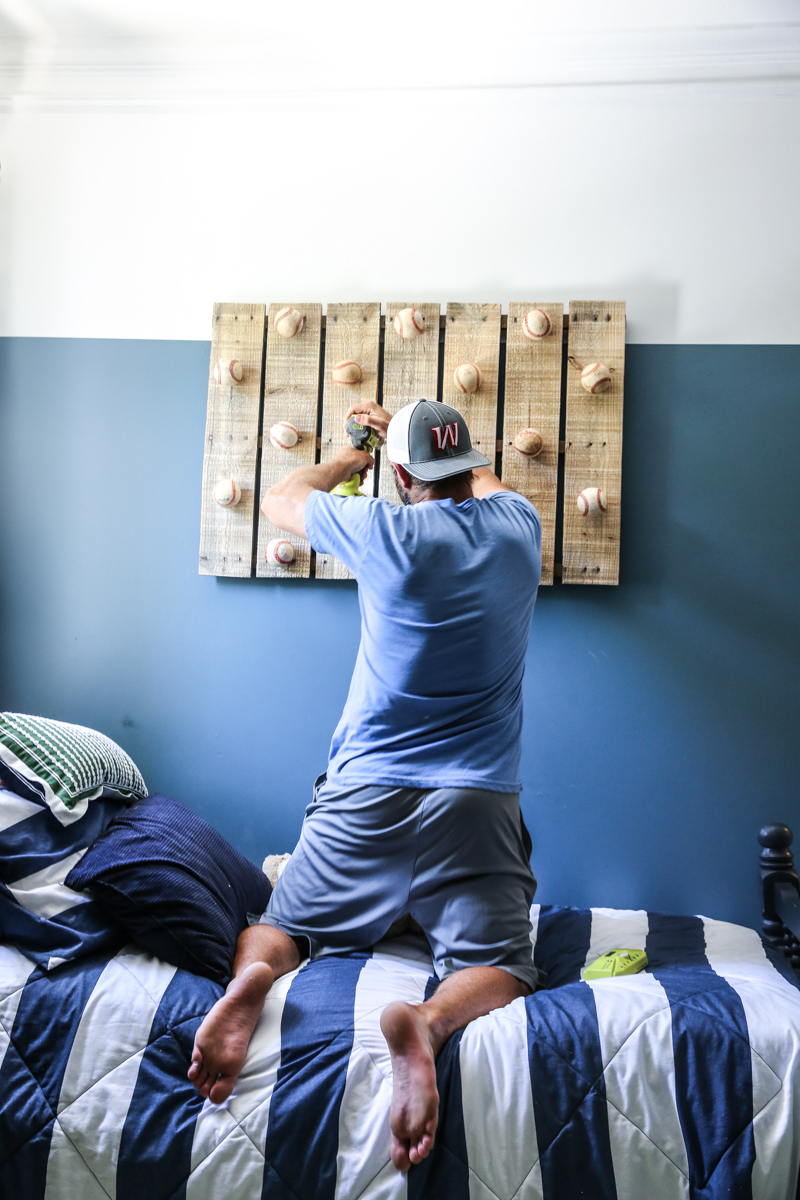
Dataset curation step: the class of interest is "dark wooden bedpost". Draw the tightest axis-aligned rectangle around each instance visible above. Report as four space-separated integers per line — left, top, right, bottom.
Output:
759 823 800 967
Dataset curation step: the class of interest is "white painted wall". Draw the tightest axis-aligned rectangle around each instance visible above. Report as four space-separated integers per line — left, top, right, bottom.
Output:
0 1 798 343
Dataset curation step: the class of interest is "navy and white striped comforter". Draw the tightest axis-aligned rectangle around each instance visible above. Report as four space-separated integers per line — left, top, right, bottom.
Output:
2 905 800 1200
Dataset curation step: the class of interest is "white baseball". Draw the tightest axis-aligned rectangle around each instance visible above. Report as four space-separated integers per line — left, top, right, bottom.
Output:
522 309 551 340
453 362 481 394
332 360 362 386
214 359 244 385
514 428 544 457
266 538 295 566
269 421 300 450
580 362 613 394
274 306 304 338
577 487 607 516
393 308 424 339
213 478 241 507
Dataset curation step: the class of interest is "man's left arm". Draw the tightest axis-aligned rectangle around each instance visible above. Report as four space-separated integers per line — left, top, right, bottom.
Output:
471 466 514 499
261 446 374 537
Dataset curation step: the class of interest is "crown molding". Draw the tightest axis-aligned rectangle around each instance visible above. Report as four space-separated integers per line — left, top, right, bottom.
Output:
0 24 799 112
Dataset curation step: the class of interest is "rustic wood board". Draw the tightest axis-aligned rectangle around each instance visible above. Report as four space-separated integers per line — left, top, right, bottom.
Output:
378 303 441 505
315 302 381 581
441 303 502 465
199 303 265 577
562 301 626 585
256 304 322 579
501 303 564 586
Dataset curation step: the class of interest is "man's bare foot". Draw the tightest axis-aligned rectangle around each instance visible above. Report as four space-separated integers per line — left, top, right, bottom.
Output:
188 962 273 1104
380 1001 439 1172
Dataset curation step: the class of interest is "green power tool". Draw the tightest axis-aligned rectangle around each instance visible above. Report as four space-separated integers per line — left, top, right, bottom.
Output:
331 415 380 498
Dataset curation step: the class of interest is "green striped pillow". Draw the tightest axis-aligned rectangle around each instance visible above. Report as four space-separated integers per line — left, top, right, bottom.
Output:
0 713 147 816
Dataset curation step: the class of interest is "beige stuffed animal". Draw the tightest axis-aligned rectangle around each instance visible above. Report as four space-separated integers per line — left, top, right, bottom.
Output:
262 853 291 889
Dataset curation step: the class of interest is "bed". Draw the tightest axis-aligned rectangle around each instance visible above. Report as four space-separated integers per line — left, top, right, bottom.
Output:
3 884 800 1200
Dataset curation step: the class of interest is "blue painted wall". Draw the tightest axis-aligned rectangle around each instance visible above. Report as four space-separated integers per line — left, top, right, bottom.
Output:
1 338 798 929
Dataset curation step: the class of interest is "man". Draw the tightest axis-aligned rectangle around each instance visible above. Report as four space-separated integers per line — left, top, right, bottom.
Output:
189 398 542 1172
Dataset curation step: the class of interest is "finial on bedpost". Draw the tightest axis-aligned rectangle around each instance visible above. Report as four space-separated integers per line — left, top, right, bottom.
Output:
759 823 794 868
759 823 799 946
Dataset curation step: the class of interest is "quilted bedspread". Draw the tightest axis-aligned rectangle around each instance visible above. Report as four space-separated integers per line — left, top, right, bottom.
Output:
2 905 800 1200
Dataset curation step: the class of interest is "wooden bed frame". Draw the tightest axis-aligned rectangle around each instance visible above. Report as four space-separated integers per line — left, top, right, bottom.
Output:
760 823 800 971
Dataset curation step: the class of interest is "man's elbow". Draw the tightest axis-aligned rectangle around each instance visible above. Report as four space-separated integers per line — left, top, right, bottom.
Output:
260 488 277 520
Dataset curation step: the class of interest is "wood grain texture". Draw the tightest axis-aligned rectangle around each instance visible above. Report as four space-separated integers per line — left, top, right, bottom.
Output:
315 302 381 581
378 303 441 504
441 303 502 465
199 303 265 577
562 301 626 585
501 303 564 586
256 304 322 579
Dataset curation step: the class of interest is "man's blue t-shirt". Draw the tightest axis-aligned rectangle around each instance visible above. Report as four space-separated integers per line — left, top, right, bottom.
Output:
304 488 541 793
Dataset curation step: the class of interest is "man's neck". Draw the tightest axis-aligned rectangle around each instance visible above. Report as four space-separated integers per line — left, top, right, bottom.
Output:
410 480 474 506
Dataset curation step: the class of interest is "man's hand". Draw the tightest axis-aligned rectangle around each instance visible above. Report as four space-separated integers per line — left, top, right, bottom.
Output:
343 399 391 443
261 445 374 538
331 444 375 484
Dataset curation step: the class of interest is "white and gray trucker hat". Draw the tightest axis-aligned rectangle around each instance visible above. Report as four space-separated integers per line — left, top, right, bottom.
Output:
385 399 491 482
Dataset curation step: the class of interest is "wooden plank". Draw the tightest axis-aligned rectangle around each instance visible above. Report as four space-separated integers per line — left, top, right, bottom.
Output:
378 303 441 504
501 303 564 586
315 302 381 581
561 301 626 585
199 302 265 577
256 304 322 578
441 303 502 468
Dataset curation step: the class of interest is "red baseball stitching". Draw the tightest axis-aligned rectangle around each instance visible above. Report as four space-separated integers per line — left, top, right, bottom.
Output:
276 308 300 335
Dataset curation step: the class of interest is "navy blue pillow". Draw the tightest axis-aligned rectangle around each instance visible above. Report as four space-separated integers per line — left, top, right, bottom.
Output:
65 794 272 984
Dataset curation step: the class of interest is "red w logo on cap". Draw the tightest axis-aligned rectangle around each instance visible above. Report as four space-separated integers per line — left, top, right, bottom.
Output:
432 422 459 451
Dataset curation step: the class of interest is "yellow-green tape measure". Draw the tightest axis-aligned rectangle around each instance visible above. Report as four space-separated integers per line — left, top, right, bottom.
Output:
583 948 648 981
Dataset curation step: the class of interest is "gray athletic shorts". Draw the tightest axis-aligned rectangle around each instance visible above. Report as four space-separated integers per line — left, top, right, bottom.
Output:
261 774 543 992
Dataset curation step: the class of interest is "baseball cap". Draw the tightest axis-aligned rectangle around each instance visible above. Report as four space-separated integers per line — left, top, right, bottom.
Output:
385 399 491 482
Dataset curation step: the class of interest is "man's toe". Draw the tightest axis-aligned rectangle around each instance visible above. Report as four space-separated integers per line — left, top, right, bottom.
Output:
410 1136 432 1164
189 1058 209 1088
209 1074 237 1105
390 1135 411 1173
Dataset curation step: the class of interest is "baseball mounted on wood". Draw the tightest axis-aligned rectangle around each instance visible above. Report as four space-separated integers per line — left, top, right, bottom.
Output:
274 306 304 338
265 538 295 567
453 362 481 394
393 308 424 339
514 428 544 457
269 421 300 450
569 356 614 394
522 309 551 340
213 478 241 507
214 359 243 385
577 487 607 516
332 361 362 386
